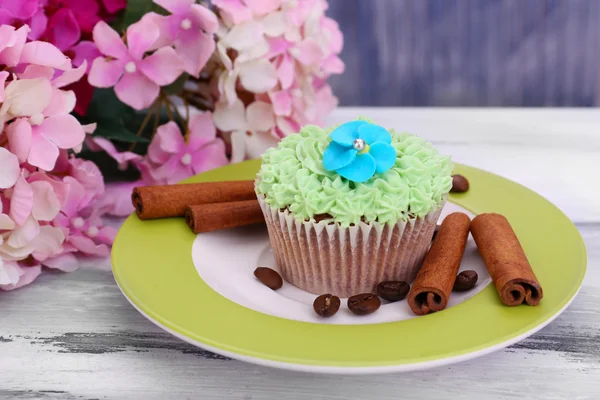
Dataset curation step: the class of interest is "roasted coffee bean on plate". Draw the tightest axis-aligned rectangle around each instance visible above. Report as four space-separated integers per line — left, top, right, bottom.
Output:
453 270 478 291
254 267 283 290
347 293 381 315
376 281 410 302
450 174 469 193
313 294 341 317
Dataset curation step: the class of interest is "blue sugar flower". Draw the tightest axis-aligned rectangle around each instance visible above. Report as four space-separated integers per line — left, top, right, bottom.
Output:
322 121 396 183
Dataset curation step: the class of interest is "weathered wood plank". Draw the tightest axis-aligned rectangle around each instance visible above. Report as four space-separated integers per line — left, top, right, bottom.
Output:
325 0 600 106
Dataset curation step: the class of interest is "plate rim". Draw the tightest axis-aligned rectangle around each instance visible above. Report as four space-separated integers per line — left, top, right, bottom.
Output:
114 277 580 374
112 160 587 372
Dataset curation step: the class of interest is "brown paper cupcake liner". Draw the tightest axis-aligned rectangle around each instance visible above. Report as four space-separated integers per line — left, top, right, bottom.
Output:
258 195 444 298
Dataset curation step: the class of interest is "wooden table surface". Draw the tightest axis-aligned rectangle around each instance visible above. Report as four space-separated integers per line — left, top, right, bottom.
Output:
2 108 599 399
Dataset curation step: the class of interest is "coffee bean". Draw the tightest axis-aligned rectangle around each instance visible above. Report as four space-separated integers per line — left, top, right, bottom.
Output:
450 174 469 193
347 293 381 315
313 294 341 317
254 267 283 290
376 281 410 302
453 270 478 291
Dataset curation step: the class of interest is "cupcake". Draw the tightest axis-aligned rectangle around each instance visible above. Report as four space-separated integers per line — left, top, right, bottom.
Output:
255 118 453 297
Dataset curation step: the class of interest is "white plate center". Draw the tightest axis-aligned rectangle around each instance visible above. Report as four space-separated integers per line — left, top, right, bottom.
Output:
192 202 490 325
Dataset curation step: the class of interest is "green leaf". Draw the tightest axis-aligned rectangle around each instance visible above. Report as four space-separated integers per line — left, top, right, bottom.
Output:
93 118 150 143
163 73 190 95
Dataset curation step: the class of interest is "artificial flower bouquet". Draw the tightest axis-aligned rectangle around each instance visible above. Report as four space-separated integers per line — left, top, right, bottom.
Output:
0 0 344 290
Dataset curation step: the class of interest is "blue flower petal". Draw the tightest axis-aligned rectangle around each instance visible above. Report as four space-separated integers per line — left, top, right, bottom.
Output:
357 124 391 145
323 141 357 171
330 120 368 147
337 153 376 183
369 142 397 173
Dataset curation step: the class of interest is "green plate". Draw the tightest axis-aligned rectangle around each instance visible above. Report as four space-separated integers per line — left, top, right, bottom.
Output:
112 161 586 373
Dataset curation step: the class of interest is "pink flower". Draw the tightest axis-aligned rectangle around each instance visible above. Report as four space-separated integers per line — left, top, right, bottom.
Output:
52 174 115 258
213 0 280 24
88 19 185 110
0 260 42 291
143 112 228 184
86 136 142 170
146 0 218 77
0 147 20 190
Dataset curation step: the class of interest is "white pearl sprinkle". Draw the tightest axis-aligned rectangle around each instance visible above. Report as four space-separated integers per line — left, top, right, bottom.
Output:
180 153 192 166
30 113 44 126
353 138 366 151
125 61 136 73
72 217 84 229
180 18 192 30
86 226 99 237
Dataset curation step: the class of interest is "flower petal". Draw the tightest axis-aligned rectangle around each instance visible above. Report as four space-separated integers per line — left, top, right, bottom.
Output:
70 41 101 71
89 137 141 169
93 21 128 59
114 71 159 110
190 4 218 33
0 214 15 230
188 112 217 150
139 46 185 85
28 9 48 41
20 41 71 70
0 263 41 291
290 38 322 66
322 142 357 171
223 20 263 51
229 130 246 163
126 18 160 60
4 78 53 117
213 99 246 132
0 147 21 189
88 57 124 88
0 25 28 67
0 261 21 285
246 101 275 131
213 0 252 24
358 123 391 145
96 226 117 244
46 8 81 51
268 90 292 116
190 139 229 173
277 54 294 89
43 253 79 272
369 142 397 174
39 114 85 149
69 234 110 256
28 131 60 170
245 0 280 16
53 61 87 88
7 216 39 249
9 175 33 226
329 120 365 147
97 181 139 217
174 30 214 77
243 130 278 160
31 225 65 261
148 121 184 161
30 181 61 221
337 153 377 183
0 0 37 19
260 11 286 37
238 59 277 93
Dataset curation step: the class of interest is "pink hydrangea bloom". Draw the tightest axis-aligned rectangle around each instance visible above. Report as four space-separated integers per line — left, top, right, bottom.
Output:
88 19 185 110
144 0 218 77
212 0 343 159
143 112 229 184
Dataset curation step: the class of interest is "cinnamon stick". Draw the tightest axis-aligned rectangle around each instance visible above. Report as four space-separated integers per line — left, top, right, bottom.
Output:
470 213 543 306
408 212 471 316
184 200 265 234
132 180 256 220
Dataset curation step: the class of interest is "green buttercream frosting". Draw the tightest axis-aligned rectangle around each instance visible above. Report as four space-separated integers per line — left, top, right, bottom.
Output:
256 120 453 227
